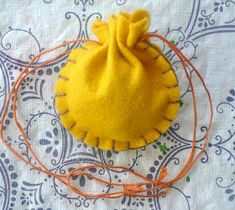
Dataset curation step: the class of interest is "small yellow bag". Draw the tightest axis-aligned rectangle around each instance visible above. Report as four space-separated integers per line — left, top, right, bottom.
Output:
55 10 180 151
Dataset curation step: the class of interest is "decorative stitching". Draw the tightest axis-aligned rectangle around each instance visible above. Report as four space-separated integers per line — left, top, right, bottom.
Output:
96 137 100 147
154 54 161 60
55 93 67 97
127 141 131 150
168 100 180 104
153 128 162 136
145 41 180 93
68 122 76 131
139 135 148 144
80 46 88 50
163 117 173 122
81 131 87 141
73 129 169 150
142 44 151 51
58 75 69 81
162 69 172 74
59 110 69 116
112 139 115 151
67 59 77 64
146 41 172 67
166 84 178 89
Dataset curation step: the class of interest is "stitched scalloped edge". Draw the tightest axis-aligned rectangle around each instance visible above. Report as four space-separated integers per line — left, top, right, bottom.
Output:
55 41 180 151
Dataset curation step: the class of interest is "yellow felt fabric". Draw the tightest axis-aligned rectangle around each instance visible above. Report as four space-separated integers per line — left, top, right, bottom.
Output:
55 9 180 151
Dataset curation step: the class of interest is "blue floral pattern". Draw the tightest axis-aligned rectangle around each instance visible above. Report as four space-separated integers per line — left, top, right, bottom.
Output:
0 0 235 209
39 128 60 158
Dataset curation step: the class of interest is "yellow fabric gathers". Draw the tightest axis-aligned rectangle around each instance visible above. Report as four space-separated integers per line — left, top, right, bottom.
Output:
55 9 180 151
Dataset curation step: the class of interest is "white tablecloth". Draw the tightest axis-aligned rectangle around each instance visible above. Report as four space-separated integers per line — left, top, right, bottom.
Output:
0 0 235 209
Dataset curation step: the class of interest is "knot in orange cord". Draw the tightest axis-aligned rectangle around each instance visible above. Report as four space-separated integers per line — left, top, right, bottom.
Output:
123 184 145 194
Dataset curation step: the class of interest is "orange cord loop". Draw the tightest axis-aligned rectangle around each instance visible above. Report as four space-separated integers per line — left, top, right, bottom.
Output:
0 34 213 198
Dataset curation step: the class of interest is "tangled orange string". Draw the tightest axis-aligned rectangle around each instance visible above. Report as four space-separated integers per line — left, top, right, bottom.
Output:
0 34 213 198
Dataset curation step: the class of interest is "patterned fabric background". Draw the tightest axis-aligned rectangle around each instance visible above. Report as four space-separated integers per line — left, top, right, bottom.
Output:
0 0 235 209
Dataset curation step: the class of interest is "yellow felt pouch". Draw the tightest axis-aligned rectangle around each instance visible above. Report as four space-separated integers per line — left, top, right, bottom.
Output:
55 9 180 151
